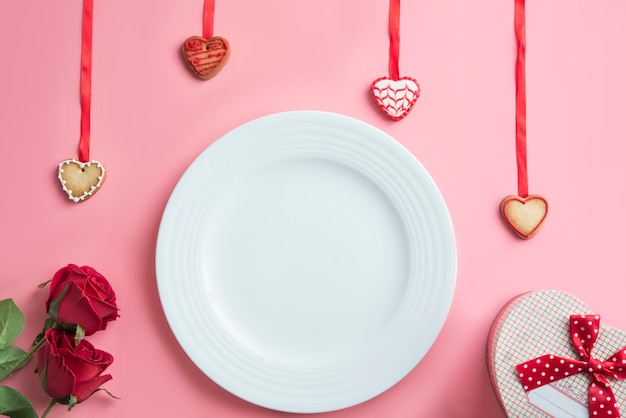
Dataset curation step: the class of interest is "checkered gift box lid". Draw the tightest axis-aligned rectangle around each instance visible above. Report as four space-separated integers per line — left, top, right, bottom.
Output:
487 290 626 417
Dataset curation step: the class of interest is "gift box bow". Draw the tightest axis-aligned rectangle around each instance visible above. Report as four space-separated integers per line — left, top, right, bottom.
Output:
516 315 626 418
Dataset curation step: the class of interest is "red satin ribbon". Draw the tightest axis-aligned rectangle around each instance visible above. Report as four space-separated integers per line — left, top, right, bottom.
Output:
514 0 528 197
78 0 93 163
388 0 400 80
203 0 215 39
516 315 626 418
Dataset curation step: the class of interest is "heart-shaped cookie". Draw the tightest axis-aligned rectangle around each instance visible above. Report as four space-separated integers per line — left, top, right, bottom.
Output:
182 36 230 80
370 76 420 121
500 194 548 239
58 159 106 203
488 290 626 417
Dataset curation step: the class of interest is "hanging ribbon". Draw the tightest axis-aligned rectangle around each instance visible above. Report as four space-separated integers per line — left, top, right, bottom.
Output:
514 0 528 198
499 0 548 239
78 0 93 163
57 0 106 203
202 0 215 39
370 0 419 121
516 315 626 418
388 0 400 81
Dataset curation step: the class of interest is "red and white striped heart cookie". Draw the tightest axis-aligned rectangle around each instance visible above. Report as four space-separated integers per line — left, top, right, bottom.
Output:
370 76 420 121
488 290 626 417
182 36 230 80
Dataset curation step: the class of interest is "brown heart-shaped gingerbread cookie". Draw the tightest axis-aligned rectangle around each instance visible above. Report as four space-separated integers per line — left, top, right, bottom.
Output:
182 36 230 80
58 159 106 203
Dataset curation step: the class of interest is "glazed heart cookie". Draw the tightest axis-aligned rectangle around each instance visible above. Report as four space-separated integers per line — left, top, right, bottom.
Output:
182 36 230 80
500 194 548 239
370 77 420 121
58 159 106 203
488 290 626 417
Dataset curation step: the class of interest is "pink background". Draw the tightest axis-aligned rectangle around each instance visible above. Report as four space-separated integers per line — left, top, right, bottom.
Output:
1 1 626 417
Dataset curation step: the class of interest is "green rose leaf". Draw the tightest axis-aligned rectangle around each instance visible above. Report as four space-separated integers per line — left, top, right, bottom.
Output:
0 346 28 382
0 299 25 349
46 285 69 323
0 386 38 418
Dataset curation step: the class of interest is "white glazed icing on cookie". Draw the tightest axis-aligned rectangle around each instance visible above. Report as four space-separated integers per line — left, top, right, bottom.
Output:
58 159 106 203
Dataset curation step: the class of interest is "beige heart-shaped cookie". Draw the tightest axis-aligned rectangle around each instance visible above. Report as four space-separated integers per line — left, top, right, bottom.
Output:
488 290 626 417
58 159 106 203
500 194 548 239
182 36 230 80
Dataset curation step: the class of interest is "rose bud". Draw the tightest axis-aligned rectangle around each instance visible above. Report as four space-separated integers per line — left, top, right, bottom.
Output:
37 328 113 405
46 264 119 336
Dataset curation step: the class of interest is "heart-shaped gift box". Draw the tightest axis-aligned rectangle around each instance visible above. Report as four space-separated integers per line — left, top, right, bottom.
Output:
488 290 626 417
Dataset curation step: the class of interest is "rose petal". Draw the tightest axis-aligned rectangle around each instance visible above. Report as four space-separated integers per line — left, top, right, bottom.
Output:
46 266 72 310
56 282 103 335
63 356 109 381
38 330 76 399
84 280 119 320
73 374 113 402
85 280 111 300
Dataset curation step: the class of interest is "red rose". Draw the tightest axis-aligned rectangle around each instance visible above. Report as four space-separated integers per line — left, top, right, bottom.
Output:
46 264 119 335
36 328 113 403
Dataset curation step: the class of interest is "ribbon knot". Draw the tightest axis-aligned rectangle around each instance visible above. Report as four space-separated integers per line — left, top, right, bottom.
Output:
587 357 604 374
515 315 626 418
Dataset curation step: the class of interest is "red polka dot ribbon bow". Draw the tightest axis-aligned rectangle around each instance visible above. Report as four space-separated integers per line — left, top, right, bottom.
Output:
516 315 626 417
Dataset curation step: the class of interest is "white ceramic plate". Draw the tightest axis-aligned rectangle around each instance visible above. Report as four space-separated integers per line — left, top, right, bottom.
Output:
156 111 456 413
